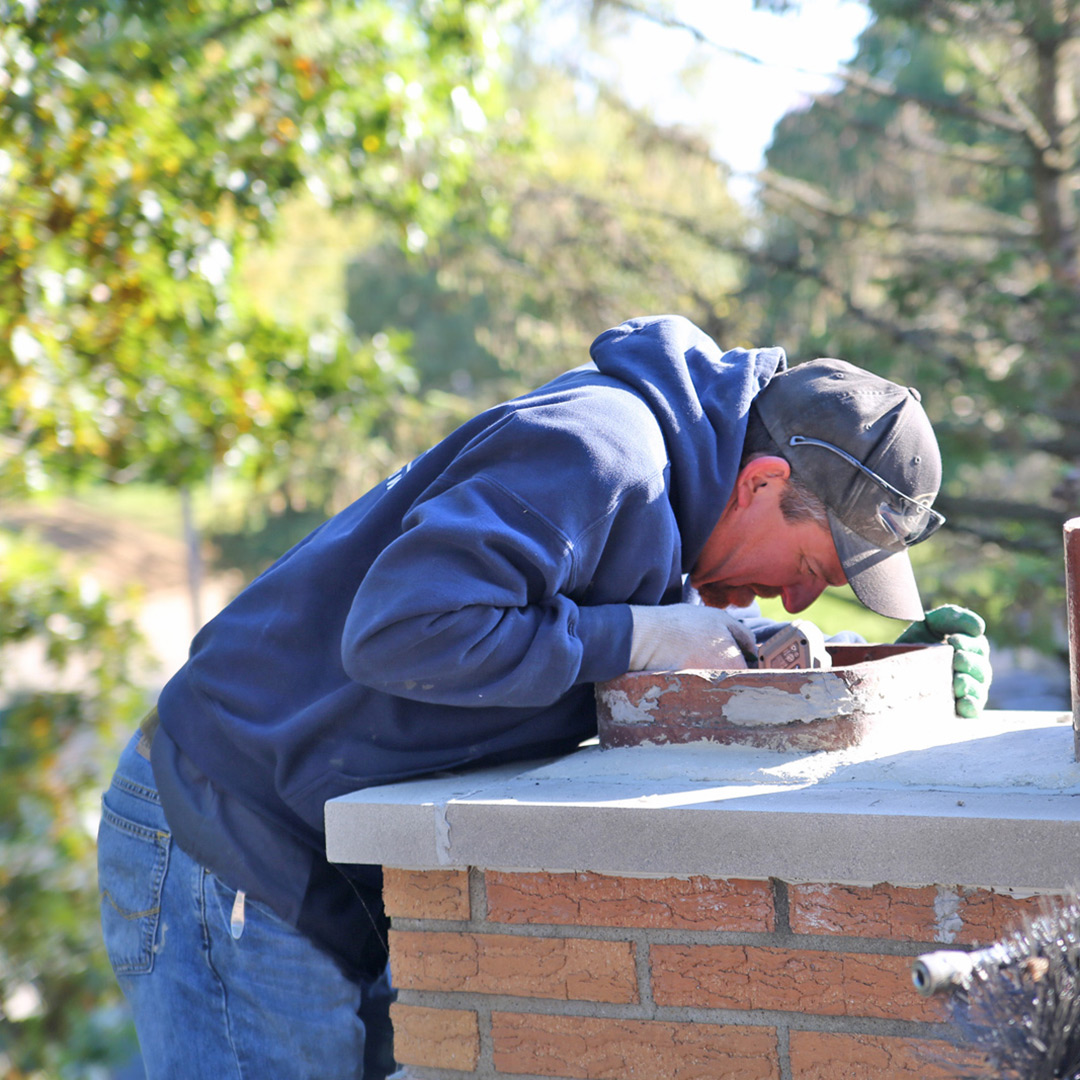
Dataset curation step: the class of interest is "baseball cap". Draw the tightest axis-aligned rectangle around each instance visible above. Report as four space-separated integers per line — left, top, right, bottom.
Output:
753 359 943 622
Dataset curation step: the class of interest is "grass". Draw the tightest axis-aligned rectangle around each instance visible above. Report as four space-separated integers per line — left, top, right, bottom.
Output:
58 479 256 542
756 586 906 644
68 483 189 540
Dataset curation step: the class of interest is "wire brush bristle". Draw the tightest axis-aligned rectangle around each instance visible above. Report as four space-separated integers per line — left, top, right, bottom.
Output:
944 898 1080 1079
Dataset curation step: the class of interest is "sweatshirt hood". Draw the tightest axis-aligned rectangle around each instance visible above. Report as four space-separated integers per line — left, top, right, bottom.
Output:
589 315 786 571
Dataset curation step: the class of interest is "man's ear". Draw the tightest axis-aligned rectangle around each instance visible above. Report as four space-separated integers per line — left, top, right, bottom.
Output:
734 455 792 507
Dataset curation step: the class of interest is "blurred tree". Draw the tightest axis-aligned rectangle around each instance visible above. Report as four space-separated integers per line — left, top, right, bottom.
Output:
1 0 521 493
343 56 752 461
0 0 526 1073
600 0 1080 651
0 536 147 1077
746 0 1080 652
456 75 751 382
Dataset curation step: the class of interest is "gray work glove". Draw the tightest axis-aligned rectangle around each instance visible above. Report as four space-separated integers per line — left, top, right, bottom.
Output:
628 604 756 672
895 604 991 718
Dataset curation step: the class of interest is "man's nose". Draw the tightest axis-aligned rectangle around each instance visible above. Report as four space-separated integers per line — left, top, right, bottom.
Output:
781 579 827 613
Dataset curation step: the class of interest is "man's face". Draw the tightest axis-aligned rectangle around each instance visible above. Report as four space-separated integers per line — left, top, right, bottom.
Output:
690 463 847 614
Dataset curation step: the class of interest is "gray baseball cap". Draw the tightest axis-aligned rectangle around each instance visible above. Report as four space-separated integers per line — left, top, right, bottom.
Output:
754 358 943 622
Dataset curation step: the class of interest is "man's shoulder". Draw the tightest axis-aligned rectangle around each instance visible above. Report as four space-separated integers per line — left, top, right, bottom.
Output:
507 377 667 469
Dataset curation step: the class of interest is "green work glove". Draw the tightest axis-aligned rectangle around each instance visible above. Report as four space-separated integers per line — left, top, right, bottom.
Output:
895 605 991 718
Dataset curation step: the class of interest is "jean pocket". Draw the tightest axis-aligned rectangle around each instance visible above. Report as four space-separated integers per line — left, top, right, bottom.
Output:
97 795 171 975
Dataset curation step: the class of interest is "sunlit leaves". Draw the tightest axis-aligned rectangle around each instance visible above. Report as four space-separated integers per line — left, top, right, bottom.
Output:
0 534 147 1076
0 0 523 497
0 4 525 1074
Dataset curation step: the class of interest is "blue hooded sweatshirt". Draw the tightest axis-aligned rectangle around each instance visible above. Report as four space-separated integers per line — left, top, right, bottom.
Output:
151 315 785 977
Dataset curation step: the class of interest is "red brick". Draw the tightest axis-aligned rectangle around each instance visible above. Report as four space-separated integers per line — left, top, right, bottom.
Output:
789 883 941 941
491 1012 778 1079
486 871 774 931
789 882 1063 947
390 1003 479 1071
382 868 471 921
952 888 1059 946
650 944 944 1021
596 647 953 752
390 929 638 1003
789 1031 976 1079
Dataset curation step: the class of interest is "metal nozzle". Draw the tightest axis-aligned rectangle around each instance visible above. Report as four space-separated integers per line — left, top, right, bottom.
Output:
911 950 978 996
912 942 1016 996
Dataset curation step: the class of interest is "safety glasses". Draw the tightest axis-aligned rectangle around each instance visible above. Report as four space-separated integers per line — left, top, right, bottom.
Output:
788 434 946 546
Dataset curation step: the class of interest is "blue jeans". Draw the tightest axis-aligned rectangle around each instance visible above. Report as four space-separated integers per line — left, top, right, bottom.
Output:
98 733 395 1079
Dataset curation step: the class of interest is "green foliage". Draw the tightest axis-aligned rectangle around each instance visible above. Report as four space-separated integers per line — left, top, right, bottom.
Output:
752 0 1080 652
347 245 503 391
0 0 523 492
341 59 752 435
0 1 529 1072
209 504 330 580
758 586 901 645
0 533 148 1077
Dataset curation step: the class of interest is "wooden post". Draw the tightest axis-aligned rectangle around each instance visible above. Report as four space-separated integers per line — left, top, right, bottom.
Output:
180 486 203 635
1066 518 1080 760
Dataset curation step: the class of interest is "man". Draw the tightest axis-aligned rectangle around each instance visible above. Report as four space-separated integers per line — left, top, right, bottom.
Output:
98 315 990 1078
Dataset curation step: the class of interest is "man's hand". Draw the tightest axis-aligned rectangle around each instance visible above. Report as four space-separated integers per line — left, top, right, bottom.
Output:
895 605 991 718
628 604 757 672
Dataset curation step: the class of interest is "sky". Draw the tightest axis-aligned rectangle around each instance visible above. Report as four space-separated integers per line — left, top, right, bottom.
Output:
550 0 873 197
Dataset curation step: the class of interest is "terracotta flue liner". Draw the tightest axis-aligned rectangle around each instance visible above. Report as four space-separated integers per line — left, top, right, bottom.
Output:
595 643 954 752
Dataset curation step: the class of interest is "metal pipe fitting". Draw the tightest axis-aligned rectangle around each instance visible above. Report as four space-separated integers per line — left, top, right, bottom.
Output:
911 943 1014 996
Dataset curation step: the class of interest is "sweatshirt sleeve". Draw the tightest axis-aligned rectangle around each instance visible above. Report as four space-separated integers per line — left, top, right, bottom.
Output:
340 472 634 708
